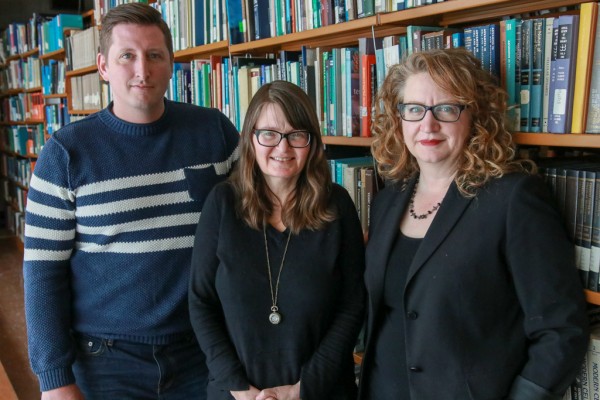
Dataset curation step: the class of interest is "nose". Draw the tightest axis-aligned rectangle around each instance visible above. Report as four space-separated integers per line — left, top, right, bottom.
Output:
135 57 150 80
420 109 440 131
276 135 291 149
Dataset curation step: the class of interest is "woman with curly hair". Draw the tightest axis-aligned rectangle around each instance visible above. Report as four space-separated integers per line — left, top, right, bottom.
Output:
189 81 365 400
358 48 588 399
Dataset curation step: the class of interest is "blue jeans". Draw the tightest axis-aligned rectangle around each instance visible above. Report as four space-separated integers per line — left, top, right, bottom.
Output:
73 332 208 400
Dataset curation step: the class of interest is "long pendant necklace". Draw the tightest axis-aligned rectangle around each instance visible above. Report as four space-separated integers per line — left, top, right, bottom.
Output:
263 226 292 325
408 177 442 220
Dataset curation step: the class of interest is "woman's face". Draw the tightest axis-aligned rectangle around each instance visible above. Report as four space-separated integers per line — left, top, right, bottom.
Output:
252 103 310 188
401 72 472 172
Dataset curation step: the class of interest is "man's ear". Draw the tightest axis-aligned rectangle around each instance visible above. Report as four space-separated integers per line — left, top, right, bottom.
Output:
97 53 108 82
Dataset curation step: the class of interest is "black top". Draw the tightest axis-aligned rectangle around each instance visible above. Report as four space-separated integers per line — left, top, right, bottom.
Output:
364 231 421 400
189 182 366 400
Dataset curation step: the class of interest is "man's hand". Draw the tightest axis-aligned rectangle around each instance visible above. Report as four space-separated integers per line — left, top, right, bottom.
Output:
41 384 84 400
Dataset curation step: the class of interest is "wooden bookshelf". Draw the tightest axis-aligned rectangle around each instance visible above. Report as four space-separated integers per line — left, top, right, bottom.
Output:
585 290 600 305
65 64 98 78
513 133 600 148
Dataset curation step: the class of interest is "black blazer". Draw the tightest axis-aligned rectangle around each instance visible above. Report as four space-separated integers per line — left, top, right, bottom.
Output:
359 173 589 400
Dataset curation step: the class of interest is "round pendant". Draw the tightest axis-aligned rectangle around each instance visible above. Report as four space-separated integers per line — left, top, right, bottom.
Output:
269 311 282 325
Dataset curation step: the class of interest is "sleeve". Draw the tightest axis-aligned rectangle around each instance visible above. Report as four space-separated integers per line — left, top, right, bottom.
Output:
506 175 589 397
23 137 78 391
188 184 250 391
217 110 240 176
299 186 366 399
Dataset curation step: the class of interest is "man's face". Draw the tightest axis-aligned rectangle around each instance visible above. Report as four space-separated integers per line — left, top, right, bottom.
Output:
97 23 173 123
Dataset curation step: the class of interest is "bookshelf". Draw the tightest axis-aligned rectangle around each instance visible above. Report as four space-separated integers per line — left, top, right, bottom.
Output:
0 2 598 395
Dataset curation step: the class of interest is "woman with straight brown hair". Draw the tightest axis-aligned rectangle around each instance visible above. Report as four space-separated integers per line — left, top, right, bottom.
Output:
189 80 365 400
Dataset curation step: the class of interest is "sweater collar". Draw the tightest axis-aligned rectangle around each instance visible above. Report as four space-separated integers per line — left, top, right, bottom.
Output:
98 98 171 136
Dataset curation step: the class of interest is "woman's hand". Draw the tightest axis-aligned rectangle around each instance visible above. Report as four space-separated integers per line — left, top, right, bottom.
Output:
230 385 261 400
255 381 301 400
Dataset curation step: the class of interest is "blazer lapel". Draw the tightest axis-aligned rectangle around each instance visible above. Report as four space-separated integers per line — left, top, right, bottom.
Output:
367 178 416 302
407 182 473 283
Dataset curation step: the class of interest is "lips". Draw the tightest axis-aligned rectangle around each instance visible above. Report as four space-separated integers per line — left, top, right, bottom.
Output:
272 156 293 161
419 139 442 146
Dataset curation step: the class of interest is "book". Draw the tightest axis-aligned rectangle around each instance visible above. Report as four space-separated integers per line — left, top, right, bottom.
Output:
358 37 381 138
587 3 600 133
530 18 546 133
548 14 579 134
572 2 598 134
520 19 532 132
543 16 555 132
407 25 442 54
226 0 246 44
504 18 521 132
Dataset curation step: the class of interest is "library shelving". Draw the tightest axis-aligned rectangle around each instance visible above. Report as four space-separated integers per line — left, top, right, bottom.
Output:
2 1 600 396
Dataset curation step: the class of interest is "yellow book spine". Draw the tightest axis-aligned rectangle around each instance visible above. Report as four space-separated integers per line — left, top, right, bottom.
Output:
571 2 598 134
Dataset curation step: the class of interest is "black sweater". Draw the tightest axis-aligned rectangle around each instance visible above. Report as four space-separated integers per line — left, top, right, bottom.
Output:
189 182 366 400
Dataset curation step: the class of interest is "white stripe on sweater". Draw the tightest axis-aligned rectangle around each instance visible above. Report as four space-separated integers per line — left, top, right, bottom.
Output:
25 225 76 241
76 212 201 235
75 192 193 218
24 249 73 261
75 235 195 253
26 199 76 220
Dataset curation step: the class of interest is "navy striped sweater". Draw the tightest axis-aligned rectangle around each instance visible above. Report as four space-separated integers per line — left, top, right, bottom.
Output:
23 99 239 391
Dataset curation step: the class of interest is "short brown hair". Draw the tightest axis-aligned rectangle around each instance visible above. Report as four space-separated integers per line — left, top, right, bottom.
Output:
99 2 173 59
229 80 335 233
371 47 535 197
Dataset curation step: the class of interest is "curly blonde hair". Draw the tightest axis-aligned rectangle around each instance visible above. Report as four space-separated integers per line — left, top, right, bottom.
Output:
228 80 335 234
371 47 535 197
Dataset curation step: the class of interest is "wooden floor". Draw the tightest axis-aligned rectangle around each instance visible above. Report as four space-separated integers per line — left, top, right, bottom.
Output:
0 231 39 400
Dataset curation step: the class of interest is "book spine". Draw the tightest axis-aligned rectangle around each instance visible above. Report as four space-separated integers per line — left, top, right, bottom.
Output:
530 18 545 133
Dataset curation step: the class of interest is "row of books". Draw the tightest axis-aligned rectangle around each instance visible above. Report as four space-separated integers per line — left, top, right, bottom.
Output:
0 12 86 63
565 309 600 400
94 0 149 26
1 13 54 56
4 207 25 242
2 124 46 157
330 156 381 232
3 56 42 91
151 0 228 51
45 98 71 136
1 93 45 123
69 72 110 111
39 14 85 55
65 26 99 71
225 0 448 44
41 59 66 95
3 156 32 190
539 159 600 292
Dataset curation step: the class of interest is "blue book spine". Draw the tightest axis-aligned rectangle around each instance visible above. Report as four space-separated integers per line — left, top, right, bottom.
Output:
548 15 579 133
451 31 464 48
463 26 473 54
489 23 500 78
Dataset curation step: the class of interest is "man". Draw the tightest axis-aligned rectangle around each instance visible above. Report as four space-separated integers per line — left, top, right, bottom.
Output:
23 3 239 399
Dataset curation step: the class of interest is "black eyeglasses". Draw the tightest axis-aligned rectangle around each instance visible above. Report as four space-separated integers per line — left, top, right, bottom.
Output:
253 129 311 148
397 103 467 122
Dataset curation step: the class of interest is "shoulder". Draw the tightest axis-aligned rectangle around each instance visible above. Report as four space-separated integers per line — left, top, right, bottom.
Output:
330 183 354 206
371 180 405 206
208 181 235 202
52 113 102 142
166 100 229 123
480 172 548 198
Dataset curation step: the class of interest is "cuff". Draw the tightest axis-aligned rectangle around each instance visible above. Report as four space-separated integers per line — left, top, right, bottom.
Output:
38 367 76 392
507 375 562 400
